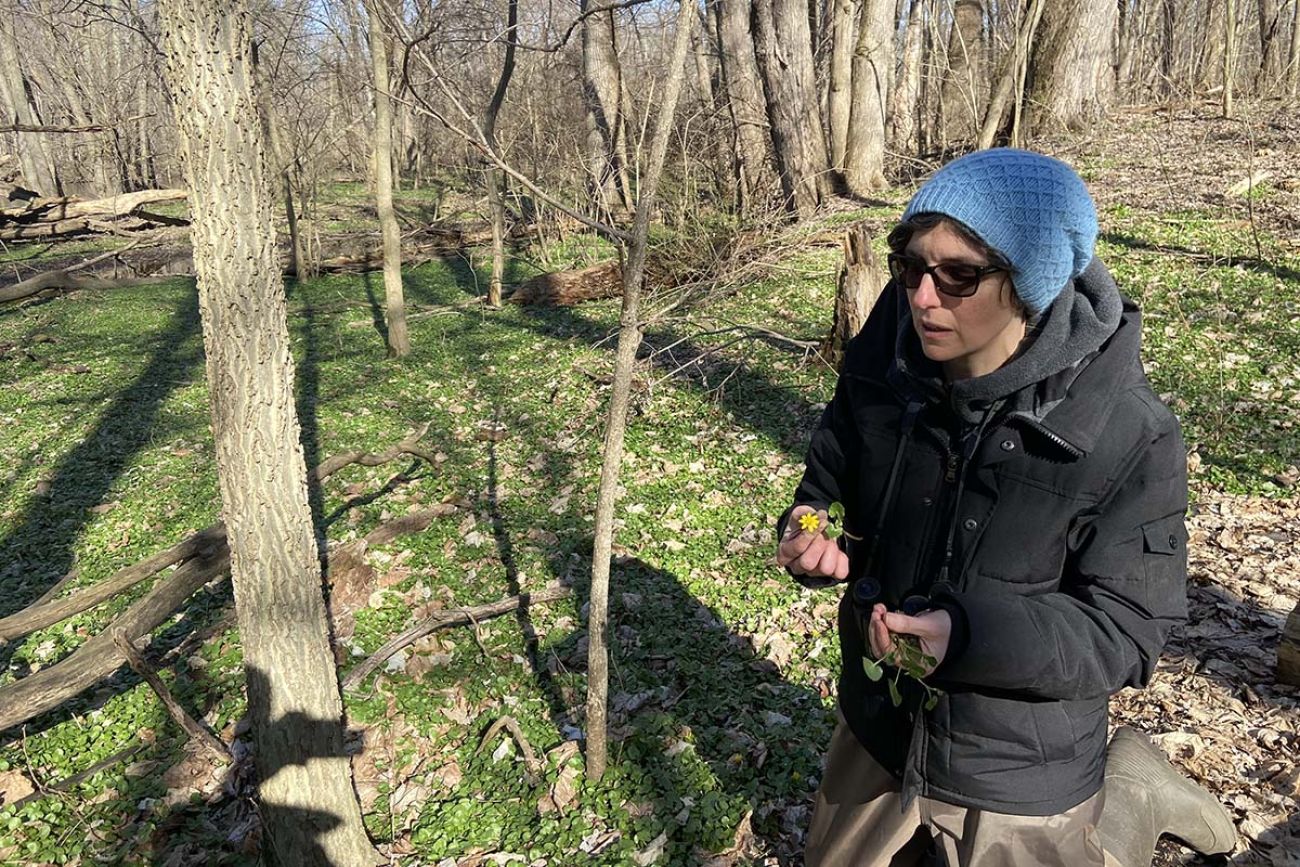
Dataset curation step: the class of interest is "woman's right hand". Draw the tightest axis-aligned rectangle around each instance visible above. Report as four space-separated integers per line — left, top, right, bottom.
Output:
776 505 850 582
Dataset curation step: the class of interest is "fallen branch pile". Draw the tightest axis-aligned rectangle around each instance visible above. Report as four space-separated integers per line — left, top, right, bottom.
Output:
1 188 188 240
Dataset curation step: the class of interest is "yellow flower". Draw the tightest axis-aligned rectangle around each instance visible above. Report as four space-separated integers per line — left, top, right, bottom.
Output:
798 512 821 534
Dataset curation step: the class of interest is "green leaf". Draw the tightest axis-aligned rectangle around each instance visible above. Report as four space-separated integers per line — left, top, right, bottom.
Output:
922 655 938 668
862 657 883 681
828 501 845 520
925 694 939 711
823 526 842 540
888 679 902 707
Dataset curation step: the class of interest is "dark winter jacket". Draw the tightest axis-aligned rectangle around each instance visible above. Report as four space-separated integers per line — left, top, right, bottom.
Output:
780 259 1188 815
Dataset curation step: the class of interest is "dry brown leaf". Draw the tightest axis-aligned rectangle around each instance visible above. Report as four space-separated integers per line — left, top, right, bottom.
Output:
0 769 35 804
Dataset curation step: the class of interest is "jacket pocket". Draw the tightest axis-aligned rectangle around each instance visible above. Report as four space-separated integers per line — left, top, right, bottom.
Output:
1140 512 1186 580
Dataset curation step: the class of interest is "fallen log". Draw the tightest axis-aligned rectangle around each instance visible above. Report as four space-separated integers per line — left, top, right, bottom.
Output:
0 188 186 223
0 525 226 643
507 260 622 306
0 546 229 733
343 585 571 689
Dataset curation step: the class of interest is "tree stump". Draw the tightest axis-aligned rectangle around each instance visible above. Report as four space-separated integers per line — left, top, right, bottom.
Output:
1279 601 1300 685
821 224 884 370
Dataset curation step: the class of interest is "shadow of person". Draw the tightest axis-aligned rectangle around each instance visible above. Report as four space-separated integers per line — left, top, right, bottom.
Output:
532 545 836 862
230 665 360 867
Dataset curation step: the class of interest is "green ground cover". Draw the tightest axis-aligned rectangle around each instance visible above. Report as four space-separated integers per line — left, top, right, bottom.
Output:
0 192 1297 864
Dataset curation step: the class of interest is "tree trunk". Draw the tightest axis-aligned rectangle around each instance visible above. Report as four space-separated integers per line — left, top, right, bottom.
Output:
0 5 59 196
586 0 696 782
940 0 984 146
1225 0 1237 118
582 0 633 219
1196 0 1226 89
752 0 831 216
484 0 519 308
366 0 410 357
1257 0 1285 88
713 0 775 213
1025 0 1117 133
1116 0 1137 99
256 54 309 281
1280 601 1300 685
843 0 894 194
828 0 857 171
156 2 381 864
1289 0 1300 97
1160 0 1175 93
888 0 925 155
820 224 883 370
977 0 1044 150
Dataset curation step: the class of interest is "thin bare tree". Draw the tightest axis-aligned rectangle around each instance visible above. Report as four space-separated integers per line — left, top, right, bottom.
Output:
157 0 382 862
366 0 411 357
585 0 697 782
483 0 520 308
1225 0 1239 117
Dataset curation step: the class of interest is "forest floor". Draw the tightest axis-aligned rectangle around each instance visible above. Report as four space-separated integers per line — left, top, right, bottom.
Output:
0 99 1297 866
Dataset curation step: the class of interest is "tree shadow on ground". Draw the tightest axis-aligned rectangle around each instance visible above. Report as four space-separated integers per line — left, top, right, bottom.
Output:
0 288 204 674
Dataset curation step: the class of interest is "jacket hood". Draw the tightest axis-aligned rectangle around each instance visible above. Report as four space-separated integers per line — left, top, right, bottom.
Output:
889 257 1125 426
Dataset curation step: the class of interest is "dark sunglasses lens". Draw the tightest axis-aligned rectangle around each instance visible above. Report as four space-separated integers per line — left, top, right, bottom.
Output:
934 265 980 296
890 255 924 288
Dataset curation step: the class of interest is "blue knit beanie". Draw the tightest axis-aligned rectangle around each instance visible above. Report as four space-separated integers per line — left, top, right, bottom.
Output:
901 148 1098 315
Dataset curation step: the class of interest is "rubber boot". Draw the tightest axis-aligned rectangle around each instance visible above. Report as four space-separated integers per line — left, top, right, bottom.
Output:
1097 727 1237 867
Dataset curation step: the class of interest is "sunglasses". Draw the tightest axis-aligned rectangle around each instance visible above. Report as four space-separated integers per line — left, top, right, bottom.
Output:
887 253 1008 298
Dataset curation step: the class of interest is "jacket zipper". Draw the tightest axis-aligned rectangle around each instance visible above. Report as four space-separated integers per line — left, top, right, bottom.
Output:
1019 417 1084 458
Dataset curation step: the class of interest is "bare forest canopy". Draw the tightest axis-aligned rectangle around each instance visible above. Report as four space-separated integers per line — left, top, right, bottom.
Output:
1 0 1298 232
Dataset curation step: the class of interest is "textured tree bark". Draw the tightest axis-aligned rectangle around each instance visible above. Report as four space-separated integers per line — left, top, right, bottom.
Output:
367 0 410 357
713 0 775 213
820 224 883 370
156 1 382 863
940 0 984 146
827 0 857 171
1025 0 1117 133
888 0 925 155
843 0 893 194
0 5 60 196
508 260 623 305
581 0 633 218
483 0 519 308
752 0 830 215
1257 0 1285 87
586 0 696 782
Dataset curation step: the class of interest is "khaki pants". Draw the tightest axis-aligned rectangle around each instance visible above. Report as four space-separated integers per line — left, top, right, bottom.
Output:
806 719 1120 867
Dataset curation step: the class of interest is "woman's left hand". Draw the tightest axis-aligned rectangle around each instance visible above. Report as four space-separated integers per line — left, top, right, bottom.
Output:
881 609 952 676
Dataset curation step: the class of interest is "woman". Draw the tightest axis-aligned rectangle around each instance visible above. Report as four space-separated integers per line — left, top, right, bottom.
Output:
775 149 1235 866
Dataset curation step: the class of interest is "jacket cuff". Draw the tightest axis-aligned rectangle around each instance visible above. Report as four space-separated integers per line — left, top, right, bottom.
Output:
928 593 970 682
